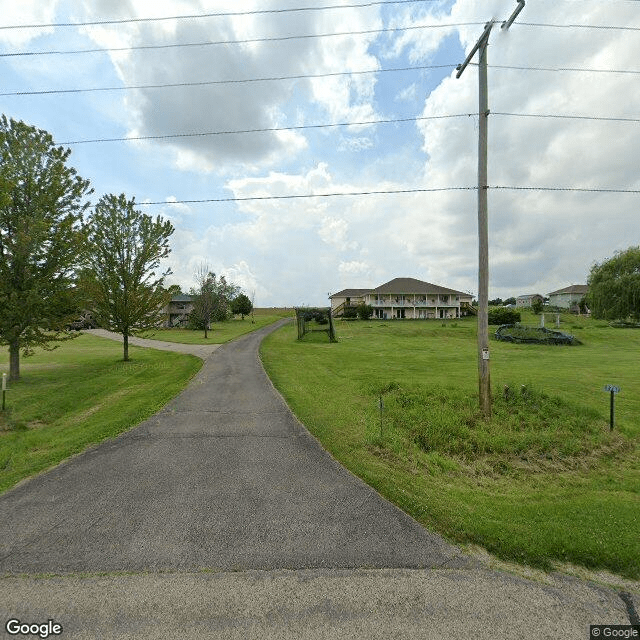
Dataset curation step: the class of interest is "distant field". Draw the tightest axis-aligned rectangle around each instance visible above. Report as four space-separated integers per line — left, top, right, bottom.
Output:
139 309 294 344
260 312 640 579
0 334 201 493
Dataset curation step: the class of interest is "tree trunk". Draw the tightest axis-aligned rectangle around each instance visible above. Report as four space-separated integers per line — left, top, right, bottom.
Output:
9 338 20 381
123 332 129 361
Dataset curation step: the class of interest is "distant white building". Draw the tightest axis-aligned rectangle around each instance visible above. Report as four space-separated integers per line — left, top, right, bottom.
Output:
330 277 474 320
547 285 589 310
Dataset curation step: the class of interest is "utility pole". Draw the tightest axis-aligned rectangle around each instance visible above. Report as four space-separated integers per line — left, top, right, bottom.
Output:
456 0 525 418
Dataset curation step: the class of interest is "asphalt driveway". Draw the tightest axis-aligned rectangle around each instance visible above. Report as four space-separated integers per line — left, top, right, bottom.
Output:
0 320 466 573
0 319 637 638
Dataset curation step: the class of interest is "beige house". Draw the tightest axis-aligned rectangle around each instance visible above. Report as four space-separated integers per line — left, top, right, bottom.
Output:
547 285 588 309
516 293 544 309
330 278 474 320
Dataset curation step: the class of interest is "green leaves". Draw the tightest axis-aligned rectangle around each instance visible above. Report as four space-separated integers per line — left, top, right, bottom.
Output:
81 194 174 355
0 115 93 378
587 246 640 322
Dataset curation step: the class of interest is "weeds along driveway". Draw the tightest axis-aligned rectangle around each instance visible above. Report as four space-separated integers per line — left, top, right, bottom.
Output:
0 319 467 573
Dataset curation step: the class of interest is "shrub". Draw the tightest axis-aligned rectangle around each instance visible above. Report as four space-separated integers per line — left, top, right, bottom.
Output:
356 303 374 320
488 307 521 325
342 306 358 319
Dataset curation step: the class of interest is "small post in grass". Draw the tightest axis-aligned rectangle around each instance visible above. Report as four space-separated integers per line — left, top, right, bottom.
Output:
379 395 384 438
2 373 6 411
604 385 620 431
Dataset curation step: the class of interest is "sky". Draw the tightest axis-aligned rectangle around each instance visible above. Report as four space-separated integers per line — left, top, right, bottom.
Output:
1 0 639 307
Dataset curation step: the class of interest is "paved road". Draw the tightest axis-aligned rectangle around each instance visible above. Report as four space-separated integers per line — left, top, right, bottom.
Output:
0 320 637 638
85 328 222 359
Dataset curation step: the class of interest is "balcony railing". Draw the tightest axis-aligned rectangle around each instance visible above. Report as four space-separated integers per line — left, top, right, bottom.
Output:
369 299 456 307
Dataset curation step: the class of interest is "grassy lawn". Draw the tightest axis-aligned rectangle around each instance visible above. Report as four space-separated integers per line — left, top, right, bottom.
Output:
260 312 640 580
0 334 201 493
139 308 294 344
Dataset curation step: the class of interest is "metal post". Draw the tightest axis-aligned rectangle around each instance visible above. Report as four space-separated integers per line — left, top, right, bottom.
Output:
610 390 615 431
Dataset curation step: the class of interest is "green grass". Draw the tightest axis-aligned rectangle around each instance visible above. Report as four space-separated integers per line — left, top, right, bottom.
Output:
0 334 201 493
139 309 294 344
260 313 640 579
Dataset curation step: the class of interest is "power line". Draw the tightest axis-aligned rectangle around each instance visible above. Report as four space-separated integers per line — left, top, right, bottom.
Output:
0 63 455 97
494 112 640 123
60 111 640 146
61 114 473 145
490 64 640 75
518 21 640 31
137 186 476 205
133 185 640 206
492 186 640 194
0 1 437 30
0 23 483 58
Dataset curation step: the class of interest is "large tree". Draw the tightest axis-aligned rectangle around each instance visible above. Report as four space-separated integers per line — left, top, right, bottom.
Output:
189 266 239 338
81 193 174 361
0 115 92 380
231 293 253 320
587 246 640 322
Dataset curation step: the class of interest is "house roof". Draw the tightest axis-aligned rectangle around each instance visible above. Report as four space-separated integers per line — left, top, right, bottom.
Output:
329 288 371 299
517 293 544 300
547 284 588 296
170 294 194 302
372 277 470 297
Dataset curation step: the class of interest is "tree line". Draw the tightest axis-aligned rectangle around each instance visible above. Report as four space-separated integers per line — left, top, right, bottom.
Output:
0 116 249 380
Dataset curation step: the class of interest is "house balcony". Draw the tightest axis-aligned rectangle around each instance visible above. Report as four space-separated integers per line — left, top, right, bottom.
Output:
369 300 456 307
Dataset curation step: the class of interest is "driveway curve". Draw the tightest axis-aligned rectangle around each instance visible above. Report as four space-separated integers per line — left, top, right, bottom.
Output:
0 319 467 574
85 327 222 360
0 319 636 638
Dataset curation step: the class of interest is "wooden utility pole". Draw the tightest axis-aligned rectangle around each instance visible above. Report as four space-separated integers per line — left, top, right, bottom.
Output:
456 1 525 418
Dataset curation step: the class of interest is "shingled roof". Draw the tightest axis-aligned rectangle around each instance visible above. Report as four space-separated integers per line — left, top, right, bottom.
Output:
548 285 588 296
329 288 371 299
371 277 470 296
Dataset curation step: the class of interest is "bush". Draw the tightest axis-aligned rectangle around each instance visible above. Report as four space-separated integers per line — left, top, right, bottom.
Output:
356 303 373 320
342 306 358 319
488 307 521 325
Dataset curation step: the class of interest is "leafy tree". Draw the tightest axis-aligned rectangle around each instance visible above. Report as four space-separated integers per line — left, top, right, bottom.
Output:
189 267 240 337
166 284 182 296
488 298 503 306
356 303 373 320
81 193 174 361
504 297 517 306
587 246 640 322
531 298 544 315
0 116 92 380
231 293 253 319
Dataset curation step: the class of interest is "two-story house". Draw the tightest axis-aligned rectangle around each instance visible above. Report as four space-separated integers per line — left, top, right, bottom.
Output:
330 278 474 320
164 294 194 327
547 285 588 310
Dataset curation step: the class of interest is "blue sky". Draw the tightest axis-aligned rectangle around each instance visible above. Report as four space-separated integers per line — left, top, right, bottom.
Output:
1 0 639 306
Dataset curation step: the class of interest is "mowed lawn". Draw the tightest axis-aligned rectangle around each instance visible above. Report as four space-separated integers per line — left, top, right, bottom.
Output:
0 334 201 493
260 313 640 580
139 308 294 344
